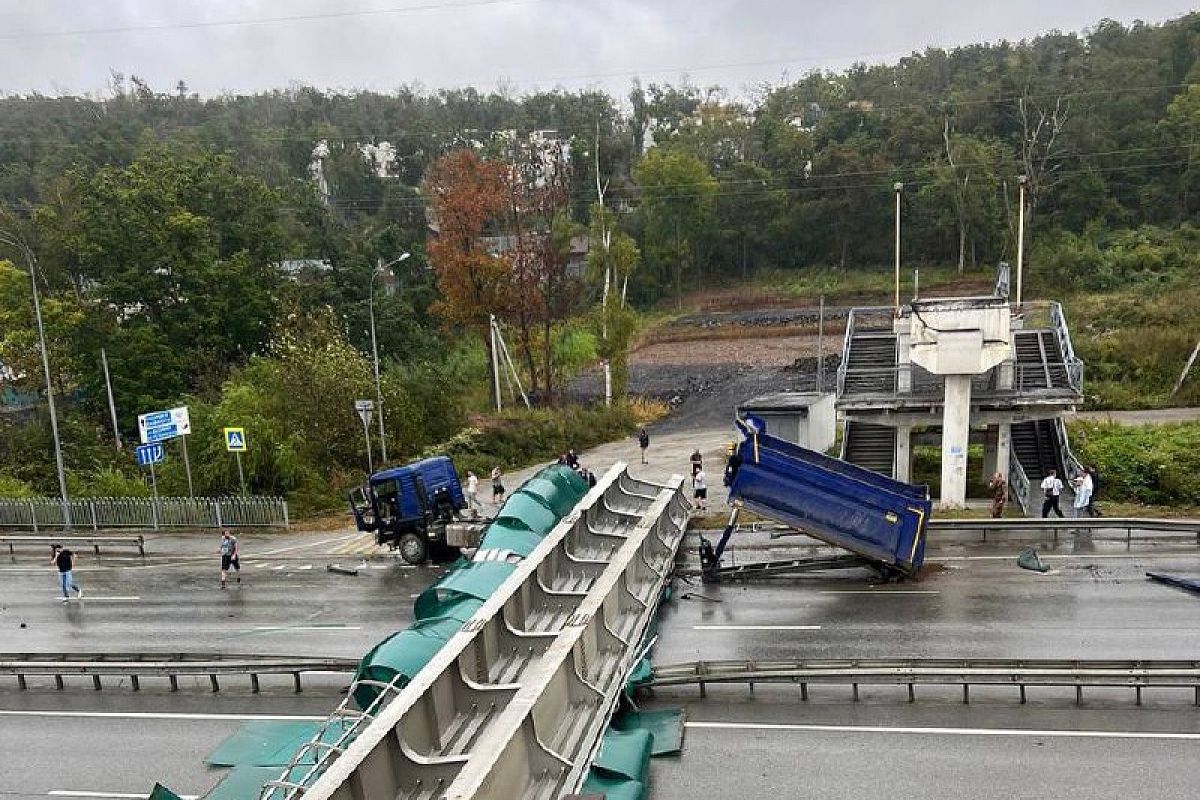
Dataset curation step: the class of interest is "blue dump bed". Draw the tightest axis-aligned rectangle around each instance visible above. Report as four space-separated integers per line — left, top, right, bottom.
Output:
729 424 931 574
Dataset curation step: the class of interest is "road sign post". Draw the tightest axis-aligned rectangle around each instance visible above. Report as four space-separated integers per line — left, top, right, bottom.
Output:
355 400 374 474
180 433 194 498
135 443 165 529
137 406 193 496
224 428 248 495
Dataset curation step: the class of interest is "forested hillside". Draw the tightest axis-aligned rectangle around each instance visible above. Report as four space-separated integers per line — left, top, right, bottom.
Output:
3 14 1200 507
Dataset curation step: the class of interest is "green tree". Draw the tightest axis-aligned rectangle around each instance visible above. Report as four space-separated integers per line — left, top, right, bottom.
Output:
633 148 717 307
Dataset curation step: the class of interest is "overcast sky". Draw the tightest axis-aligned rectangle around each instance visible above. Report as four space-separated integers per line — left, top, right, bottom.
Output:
0 1 1193 98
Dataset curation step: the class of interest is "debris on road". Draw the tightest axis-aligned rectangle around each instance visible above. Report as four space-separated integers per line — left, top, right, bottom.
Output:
326 563 359 576
1017 547 1050 573
1146 571 1200 594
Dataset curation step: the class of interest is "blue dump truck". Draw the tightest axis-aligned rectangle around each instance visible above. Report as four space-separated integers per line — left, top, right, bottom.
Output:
347 456 470 565
700 415 932 581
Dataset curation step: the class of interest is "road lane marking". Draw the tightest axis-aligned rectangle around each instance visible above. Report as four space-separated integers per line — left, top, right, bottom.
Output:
693 625 821 631
48 596 141 602
251 625 362 632
819 590 940 595
685 721 1200 740
0 709 322 721
50 791 200 800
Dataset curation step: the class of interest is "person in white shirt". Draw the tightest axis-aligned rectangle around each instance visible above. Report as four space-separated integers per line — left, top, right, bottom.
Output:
465 471 480 518
692 467 708 511
1072 471 1094 517
1040 469 1064 518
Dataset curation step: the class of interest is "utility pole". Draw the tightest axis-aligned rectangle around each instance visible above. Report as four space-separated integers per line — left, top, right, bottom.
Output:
893 182 903 316
816 295 825 393
371 252 409 464
101 348 121 450
1015 175 1028 308
490 313 502 412
0 229 70 526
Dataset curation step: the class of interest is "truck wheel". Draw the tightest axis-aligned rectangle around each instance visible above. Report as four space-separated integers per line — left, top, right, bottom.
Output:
398 533 428 565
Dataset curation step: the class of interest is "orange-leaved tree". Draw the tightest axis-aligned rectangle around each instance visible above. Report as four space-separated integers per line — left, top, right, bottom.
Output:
423 150 512 346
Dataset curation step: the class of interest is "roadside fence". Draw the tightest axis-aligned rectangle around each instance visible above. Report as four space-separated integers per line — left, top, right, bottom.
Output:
0 496 289 530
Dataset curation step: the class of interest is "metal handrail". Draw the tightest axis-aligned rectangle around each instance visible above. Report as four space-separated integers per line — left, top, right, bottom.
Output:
839 361 1076 400
0 495 289 530
1007 451 1033 515
1 534 146 556
0 653 357 692
646 657 1200 705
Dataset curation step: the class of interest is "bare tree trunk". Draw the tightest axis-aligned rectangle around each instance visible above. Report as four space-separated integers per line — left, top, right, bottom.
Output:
958 223 967 274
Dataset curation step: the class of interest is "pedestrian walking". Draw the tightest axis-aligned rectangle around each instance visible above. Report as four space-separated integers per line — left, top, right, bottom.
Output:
637 428 650 464
219 529 241 589
692 467 708 512
1086 465 1102 516
50 544 82 603
1040 469 1064 518
988 471 1007 518
490 466 506 505
565 449 579 470
690 449 703 475
1073 470 1094 518
465 471 480 518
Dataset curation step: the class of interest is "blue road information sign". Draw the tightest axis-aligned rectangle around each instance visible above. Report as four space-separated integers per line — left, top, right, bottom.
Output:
136 443 165 467
224 427 247 452
137 406 191 445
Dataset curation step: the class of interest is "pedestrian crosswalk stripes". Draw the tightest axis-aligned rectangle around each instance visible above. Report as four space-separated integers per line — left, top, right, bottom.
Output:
327 533 385 556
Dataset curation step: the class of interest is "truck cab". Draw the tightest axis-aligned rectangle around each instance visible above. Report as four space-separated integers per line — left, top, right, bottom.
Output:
348 456 468 564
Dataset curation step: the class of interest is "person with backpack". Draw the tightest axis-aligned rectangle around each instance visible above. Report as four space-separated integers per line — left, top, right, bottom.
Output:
1040 469 1064 518
219 530 241 589
637 428 650 464
50 544 82 603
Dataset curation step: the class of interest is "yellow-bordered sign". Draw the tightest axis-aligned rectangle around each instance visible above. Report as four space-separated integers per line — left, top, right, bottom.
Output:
224 427 247 452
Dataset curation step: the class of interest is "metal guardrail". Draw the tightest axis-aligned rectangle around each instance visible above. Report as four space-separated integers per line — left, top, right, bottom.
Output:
1 534 146 556
259 463 690 800
929 516 1200 544
647 658 1200 706
0 496 289 529
1008 450 1033 516
0 653 357 692
840 361 1077 401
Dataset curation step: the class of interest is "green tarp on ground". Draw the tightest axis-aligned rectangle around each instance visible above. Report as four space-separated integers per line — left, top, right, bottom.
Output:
414 561 517 620
592 727 654 782
580 771 646 800
207 720 351 768
611 709 686 756
147 784 184 800
203 765 288 800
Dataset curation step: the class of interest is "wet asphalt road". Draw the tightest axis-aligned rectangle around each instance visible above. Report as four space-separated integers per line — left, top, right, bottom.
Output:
1 529 1199 799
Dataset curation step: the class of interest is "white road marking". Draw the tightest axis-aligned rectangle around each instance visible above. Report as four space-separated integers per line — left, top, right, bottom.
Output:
685 721 1200 740
48 596 141 602
0 709 322 721
819 590 940 595
251 625 362 632
255 563 270 569
272 564 287 570
50 791 199 800
297 564 313 570
693 625 821 631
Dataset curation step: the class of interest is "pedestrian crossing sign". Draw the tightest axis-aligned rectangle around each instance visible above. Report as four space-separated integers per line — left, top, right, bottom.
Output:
224 427 247 452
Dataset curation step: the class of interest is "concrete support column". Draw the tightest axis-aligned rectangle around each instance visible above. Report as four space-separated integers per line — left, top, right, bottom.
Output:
894 319 911 394
981 425 997 483
939 374 972 508
996 422 1011 479
894 425 912 483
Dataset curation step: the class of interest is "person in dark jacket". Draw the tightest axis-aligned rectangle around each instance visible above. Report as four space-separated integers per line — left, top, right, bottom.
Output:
1086 465 1101 516
637 428 650 464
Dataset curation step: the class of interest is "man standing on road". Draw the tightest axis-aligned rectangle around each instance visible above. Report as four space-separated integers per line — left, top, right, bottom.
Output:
988 472 1007 518
465 471 481 519
1086 465 1102 516
692 467 708 512
637 428 650 464
50 544 82 603
1073 469 1094 518
1040 469 1064 518
219 530 241 589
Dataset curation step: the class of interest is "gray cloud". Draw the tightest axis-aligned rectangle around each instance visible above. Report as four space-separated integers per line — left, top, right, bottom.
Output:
0 0 1192 97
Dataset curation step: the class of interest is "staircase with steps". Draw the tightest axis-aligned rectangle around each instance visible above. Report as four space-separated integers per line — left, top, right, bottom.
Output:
842 421 896 477
1010 419 1077 514
841 332 898 395
1013 330 1071 391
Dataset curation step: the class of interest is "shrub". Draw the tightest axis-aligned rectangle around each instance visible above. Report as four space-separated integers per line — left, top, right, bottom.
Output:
1069 421 1200 506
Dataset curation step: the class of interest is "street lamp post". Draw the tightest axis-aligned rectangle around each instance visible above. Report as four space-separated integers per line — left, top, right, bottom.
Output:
370 252 409 465
893 182 904 315
0 230 71 526
1015 175 1028 308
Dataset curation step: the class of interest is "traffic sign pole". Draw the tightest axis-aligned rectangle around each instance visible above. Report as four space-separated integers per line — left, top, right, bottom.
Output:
148 460 160 530
180 433 194 498
362 415 373 474
235 451 246 496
